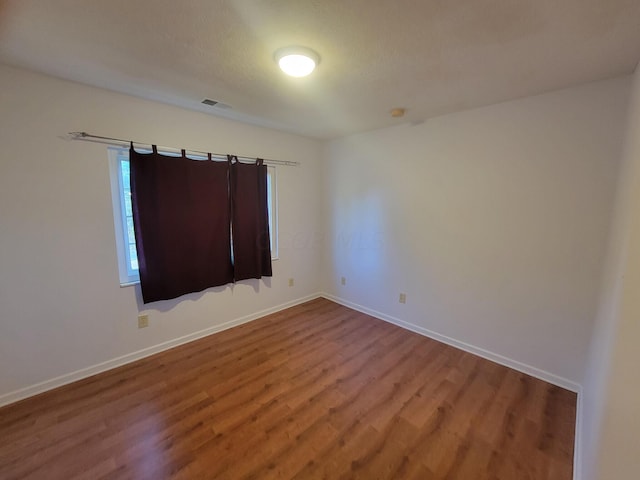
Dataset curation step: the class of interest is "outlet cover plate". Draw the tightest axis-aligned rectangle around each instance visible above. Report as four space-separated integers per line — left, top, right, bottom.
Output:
138 314 149 328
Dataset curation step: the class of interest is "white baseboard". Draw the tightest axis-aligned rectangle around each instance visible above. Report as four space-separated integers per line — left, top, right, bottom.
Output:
320 292 581 393
0 293 323 408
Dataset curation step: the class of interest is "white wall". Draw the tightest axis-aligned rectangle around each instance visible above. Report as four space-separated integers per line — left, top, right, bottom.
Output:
0 64 323 403
581 65 640 480
322 77 630 387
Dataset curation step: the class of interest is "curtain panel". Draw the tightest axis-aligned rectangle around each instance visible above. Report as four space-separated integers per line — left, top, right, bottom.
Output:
130 146 272 304
130 145 233 303
229 157 273 281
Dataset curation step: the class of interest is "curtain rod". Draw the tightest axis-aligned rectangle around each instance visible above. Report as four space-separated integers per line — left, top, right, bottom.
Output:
66 131 300 167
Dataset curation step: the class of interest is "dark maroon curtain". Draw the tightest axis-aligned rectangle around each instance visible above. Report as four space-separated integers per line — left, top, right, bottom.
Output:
229 157 273 281
130 145 233 303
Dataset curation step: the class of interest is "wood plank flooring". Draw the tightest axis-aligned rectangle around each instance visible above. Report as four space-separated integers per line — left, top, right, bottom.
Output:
0 298 576 479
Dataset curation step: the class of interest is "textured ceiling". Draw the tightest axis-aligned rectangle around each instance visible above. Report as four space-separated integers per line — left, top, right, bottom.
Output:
1 0 639 138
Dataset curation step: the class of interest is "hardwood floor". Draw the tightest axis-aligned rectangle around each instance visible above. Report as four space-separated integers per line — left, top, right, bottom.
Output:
0 298 576 480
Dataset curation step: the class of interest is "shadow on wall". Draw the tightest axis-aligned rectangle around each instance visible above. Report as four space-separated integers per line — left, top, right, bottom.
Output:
134 277 273 312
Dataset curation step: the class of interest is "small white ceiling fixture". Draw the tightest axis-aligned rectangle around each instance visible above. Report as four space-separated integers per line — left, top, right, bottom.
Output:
275 46 320 77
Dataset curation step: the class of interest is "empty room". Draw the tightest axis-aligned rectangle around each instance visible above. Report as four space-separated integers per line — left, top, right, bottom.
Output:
1 1 639 479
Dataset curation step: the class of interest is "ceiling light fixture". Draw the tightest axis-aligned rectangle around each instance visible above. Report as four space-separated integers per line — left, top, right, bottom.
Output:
275 46 320 77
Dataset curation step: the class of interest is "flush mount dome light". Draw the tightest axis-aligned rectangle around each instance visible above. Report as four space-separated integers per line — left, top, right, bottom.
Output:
275 46 320 77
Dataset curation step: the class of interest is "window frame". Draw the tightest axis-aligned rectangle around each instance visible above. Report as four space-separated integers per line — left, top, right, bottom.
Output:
108 147 140 285
266 165 279 261
108 147 278 286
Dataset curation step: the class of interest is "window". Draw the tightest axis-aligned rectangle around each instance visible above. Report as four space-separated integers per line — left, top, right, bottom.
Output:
108 147 278 286
266 164 278 260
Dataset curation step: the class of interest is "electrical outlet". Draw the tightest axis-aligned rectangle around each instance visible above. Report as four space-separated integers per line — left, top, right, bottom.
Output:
288 278 294 287
138 314 149 328
341 276 346 285
399 293 406 304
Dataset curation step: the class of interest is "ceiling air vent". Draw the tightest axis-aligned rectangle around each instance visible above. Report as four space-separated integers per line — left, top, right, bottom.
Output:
201 99 232 109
